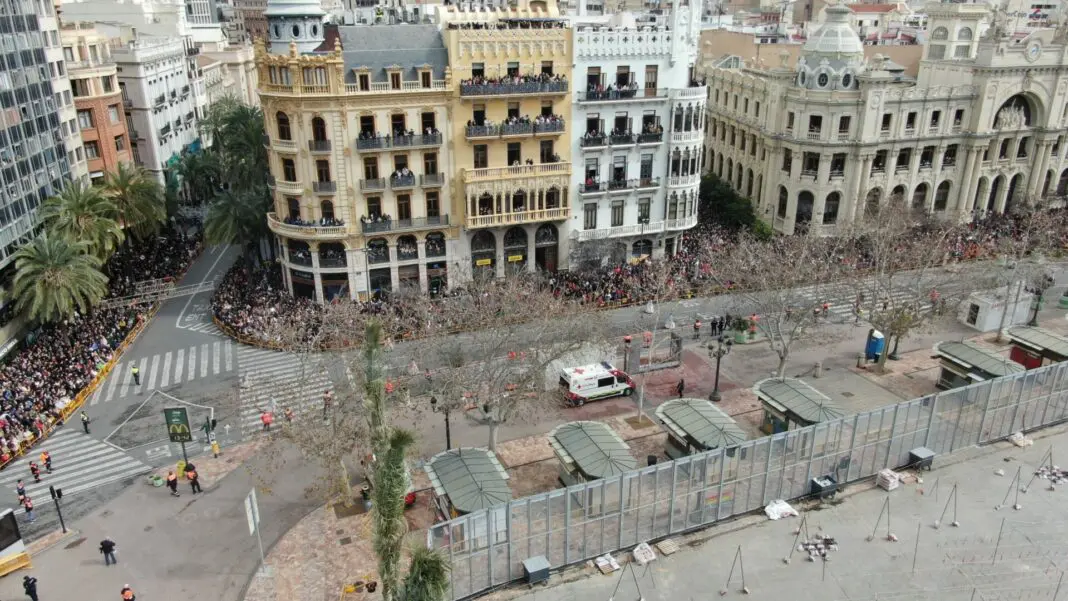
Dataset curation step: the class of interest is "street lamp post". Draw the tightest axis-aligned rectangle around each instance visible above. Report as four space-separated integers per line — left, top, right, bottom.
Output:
638 216 650 257
430 396 452 450
1027 275 1054 326
707 335 733 402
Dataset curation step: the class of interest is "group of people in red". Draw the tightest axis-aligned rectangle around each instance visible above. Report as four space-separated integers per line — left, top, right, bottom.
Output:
15 451 52 523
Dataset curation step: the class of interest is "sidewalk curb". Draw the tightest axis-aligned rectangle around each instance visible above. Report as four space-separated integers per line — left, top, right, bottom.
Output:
27 528 80 556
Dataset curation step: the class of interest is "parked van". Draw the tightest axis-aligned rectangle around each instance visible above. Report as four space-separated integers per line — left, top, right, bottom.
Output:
559 362 635 406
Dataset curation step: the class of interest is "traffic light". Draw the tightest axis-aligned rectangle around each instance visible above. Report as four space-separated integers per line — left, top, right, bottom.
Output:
49 486 62 500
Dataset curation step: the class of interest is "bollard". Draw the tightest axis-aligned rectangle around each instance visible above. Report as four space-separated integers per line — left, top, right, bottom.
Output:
857 353 865 368
814 361 823 378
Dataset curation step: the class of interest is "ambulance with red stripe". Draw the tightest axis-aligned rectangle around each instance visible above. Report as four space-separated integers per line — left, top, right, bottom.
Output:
559 362 635 406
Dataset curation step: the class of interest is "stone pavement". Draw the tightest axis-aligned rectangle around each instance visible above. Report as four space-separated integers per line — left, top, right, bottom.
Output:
501 421 1068 601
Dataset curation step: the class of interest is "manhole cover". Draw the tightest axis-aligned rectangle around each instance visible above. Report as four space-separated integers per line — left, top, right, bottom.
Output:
841 392 854 398
339 537 353 546
64 537 87 549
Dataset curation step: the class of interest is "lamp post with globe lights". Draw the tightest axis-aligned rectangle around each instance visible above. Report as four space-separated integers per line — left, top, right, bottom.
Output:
707 335 733 402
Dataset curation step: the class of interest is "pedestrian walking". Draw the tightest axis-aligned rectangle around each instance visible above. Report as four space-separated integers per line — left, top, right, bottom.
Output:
675 379 685 398
165 471 180 497
29 462 40 483
284 407 294 423
23 496 35 522
16 479 25 502
260 410 273 432
187 468 202 494
81 411 91 434
131 365 140 386
99 537 117 566
692 319 702 340
23 575 38 601
120 584 136 601
40 451 51 473
322 389 333 421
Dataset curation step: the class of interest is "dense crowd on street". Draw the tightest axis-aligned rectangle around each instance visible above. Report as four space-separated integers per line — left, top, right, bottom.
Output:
0 226 201 466
211 210 1068 348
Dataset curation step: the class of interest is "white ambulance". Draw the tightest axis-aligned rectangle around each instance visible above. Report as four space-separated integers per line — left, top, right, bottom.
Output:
559 362 635 406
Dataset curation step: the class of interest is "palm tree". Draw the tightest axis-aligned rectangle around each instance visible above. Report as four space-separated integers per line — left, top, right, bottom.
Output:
197 95 241 148
177 150 222 205
371 427 415 601
39 181 124 260
203 187 270 252
401 547 451 601
163 169 181 220
11 233 109 323
217 104 269 189
104 162 166 240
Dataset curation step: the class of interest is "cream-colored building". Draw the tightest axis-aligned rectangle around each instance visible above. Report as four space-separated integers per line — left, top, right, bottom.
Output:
441 3 573 279
259 1 456 300
700 2 1068 235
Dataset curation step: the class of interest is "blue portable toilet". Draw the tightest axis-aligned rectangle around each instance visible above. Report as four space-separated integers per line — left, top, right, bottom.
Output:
866 330 885 362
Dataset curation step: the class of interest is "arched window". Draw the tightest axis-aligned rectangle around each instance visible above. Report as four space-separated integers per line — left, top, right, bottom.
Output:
367 238 390 264
957 27 973 41
796 191 814 225
319 242 346 267
934 181 951 211
865 188 882 219
311 117 327 142
912 183 929 210
276 112 291 141
287 197 300 221
777 186 788 218
823 192 840 224
891 185 906 205
397 235 418 261
320 199 334 221
931 27 949 40
632 239 653 257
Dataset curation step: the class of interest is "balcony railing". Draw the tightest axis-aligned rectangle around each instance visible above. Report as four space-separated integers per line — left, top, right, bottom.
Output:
806 130 821 141
367 249 392 265
288 252 313 267
637 132 663 144
871 166 886 175
313 180 337 194
581 134 608 148
608 179 632 191
267 213 347 239
581 182 608 194
895 164 910 173
577 88 667 102
308 139 332 152
459 80 568 97
501 122 534 136
154 95 166 106
571 214 697 241
390 174 416 189
361 215 450 234
319 254 347 268
668 174 699 187
610 133 635 145
421 173 444 187
637 177 660 189
943 158 957 167
463 162 570 183
466 207 570 229
465 125 500 139
361 178 386 190
356 133 442 151
534 121 565 135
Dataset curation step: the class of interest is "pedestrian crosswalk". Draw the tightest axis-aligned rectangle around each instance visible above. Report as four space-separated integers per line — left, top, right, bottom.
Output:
236 346 334 435
181 319 226 336
0 428 151 513
786 282 922 323
89 339 235 404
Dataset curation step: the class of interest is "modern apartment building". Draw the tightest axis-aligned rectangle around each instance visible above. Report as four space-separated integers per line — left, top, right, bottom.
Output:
569 0 704 266
110 33 200 182
258 5 456 300
60 22 132 184
233 0 268 40
441 3 573 279
700 2 1068 235
44 1 84 182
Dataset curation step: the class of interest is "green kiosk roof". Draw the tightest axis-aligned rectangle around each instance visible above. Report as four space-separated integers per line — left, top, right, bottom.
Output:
424 448 511 514
1007 326 1068 359
935 340 1024 378
754 377 845 424
549 421 636 480
656 398 747 450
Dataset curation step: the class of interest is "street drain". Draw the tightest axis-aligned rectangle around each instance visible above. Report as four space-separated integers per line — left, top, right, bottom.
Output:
64 537 87 549
339 537 353 546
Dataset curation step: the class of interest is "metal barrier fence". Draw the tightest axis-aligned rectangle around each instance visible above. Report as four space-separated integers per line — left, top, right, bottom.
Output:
426 359 1068 600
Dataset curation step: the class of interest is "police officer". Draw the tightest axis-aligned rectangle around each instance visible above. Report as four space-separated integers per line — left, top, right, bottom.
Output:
23 575 38 601
81 411 91 434
131 365 140 386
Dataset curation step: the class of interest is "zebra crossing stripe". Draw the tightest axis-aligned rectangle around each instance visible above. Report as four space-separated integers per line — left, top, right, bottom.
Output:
102 361 123 404
187 346 196 382
132 357 148 396
146 354 160 392
160 352 172 389
224 340 233 372
200 343 209 378
212 341 221 375
175 348 185 384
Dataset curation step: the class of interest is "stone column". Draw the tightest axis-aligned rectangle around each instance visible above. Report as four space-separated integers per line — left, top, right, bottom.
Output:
346 248 362 300
994 179 1011 213
495 229 505 279
527 226 536 273
417 241 428 292
389 245 400 291
1027 140 1052 199
956 146 979 214
310 247 324 304
850 154 873 223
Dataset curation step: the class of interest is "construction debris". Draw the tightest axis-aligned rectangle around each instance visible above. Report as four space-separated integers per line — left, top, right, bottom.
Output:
1009 431 1034 447
632 542 657 566
1034 465 1068 485
877 469 900 491
799 536 839 561
656 539 679 556
595 553 620 575
764 499 798 520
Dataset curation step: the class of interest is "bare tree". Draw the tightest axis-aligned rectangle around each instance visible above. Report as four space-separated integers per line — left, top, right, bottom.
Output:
406 274 608 451
988 209 1066 337
696 231 854 378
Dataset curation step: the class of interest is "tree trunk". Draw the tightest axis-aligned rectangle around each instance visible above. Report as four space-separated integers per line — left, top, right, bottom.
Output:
995 280 1023 342
875 335 893 373
775 351 789 379
337 456 353 505
487 420 500 452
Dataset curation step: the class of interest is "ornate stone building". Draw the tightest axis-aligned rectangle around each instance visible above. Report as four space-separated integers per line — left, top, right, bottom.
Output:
699 2 1068 235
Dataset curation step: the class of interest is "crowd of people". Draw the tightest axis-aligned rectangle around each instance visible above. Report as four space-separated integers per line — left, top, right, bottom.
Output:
284 216 345 228
459 72 568 89
0 226 201 465
211 210 1067 348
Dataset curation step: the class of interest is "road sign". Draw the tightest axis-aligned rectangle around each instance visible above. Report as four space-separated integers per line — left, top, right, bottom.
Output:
163 407 193 443
245 488 260 535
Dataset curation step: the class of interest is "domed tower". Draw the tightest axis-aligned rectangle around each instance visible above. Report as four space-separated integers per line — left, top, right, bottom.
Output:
264 0 326 55
795 3 865 91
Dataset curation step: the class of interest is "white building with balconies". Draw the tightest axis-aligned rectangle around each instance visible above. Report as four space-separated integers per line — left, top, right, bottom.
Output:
567 0 704 267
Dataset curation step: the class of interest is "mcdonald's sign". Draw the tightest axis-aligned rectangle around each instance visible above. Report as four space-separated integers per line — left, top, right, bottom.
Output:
163 407 193 443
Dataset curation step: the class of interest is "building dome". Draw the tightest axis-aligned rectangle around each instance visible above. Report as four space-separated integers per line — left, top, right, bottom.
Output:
265 0 326 54
795 3 864 91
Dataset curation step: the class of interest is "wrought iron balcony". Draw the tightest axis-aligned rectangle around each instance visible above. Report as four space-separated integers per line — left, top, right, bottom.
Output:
361 215 450 234
308 139 332 152
390 174 416 189
610 133 635 145
581 134 608 148
356 133 442 152
501 122 534 137
361 178 386 191
313 180 337 194
421 173 444 187
580 182 607 194
608 179 633 191
637 132 663 144
534 121 565 135
465 125 500 139
459 80 568 98
577 88 667 102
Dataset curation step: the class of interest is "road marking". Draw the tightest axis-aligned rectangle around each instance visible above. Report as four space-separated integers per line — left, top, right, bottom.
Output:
103 361 124 403
200 343 209 378
88 385 102 407
160 352 172 388
213 341 221 375
146 354 160 392
175 348 185 384
175 245 229 329
188 345 196 382
224 340 232 372
118 362 134 399
132 357 148 396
